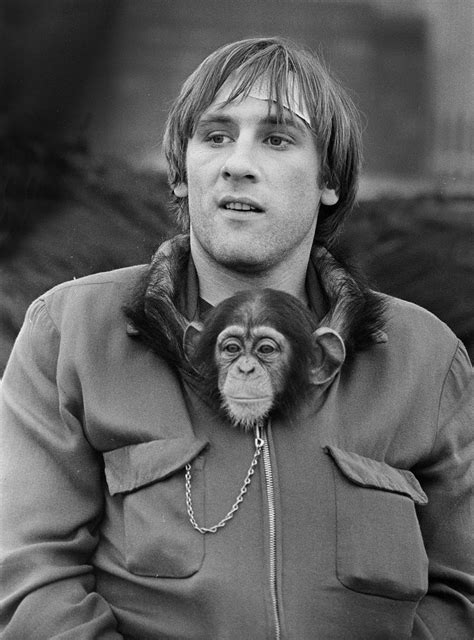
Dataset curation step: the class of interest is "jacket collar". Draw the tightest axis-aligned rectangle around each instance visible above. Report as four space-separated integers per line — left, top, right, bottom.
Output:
124 233 387 370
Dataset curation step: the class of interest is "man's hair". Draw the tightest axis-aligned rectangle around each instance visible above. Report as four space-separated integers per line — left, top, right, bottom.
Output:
163 36 362 245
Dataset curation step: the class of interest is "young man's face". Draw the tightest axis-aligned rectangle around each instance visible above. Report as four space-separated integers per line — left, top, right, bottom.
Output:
176 88 337 273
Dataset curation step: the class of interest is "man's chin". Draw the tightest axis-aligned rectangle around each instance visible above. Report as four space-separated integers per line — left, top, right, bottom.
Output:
199 233 275 274
217 252 271 275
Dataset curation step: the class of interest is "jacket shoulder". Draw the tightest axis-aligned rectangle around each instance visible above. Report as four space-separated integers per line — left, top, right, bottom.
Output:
41 265 148 298
381 293 460 362
34 265 148 332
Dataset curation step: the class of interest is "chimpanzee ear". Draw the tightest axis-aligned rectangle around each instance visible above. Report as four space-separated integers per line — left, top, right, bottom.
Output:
309 327 346 385
183 321 204 360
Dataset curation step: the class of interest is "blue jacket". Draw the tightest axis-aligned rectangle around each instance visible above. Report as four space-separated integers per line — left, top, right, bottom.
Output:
1 238 473 639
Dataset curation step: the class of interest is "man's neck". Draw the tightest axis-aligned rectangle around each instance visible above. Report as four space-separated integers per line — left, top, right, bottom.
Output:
190 235 312 307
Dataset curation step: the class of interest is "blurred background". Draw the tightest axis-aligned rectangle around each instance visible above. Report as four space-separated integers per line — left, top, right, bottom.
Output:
2 0 473 372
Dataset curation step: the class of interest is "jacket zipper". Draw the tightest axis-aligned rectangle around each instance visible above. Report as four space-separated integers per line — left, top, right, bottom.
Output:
262 424 281 640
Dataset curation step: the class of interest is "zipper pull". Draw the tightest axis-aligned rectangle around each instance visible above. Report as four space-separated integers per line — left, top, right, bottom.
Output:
255 423 265 449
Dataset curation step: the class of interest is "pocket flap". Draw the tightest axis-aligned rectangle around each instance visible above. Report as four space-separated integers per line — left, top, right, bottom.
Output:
104 437 208 495
324 445 428 505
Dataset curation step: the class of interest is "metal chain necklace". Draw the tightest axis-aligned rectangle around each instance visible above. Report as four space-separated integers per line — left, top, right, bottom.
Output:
185 424 265 534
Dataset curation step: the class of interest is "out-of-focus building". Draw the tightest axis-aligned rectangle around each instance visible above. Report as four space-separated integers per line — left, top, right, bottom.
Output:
6 0 474 191
424 0 473 184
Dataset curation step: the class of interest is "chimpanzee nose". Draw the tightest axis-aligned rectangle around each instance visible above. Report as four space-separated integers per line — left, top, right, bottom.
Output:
237 357 256 374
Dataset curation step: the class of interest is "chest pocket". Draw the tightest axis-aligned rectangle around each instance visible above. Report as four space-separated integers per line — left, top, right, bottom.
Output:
325 445 429 601
104 437 208 578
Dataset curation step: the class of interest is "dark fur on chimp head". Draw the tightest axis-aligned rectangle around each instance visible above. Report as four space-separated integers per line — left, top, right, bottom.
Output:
184 288 345 429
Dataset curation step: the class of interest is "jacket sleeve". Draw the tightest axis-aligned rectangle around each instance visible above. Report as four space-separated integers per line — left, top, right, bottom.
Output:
413 342 474 639
0 299 123 639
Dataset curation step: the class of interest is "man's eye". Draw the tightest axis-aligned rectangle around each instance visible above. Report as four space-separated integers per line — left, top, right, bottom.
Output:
266 135 290 148
207 133 231 145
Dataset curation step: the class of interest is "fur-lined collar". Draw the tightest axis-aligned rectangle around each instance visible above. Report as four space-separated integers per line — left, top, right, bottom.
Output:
124 233 387 371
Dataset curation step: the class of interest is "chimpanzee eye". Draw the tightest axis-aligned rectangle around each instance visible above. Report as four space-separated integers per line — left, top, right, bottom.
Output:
222 340 241 355
256 340 279 355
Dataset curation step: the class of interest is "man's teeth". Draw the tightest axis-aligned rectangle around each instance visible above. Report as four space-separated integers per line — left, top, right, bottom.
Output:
224 202 257 211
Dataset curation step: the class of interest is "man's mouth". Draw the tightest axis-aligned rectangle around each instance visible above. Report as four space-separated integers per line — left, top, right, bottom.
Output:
219 197 263 213
225 202 257 211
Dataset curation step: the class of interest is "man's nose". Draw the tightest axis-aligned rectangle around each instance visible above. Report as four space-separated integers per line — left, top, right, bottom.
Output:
221 141 259 182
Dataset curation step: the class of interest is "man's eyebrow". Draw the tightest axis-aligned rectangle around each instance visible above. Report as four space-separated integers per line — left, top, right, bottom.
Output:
260 113 307 130
196 111 308 133
195 114 235 128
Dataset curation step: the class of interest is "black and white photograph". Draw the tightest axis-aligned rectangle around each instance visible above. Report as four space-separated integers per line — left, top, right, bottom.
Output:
1 1 473 638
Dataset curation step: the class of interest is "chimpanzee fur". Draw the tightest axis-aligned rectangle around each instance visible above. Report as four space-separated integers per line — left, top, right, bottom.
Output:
186 288 324 421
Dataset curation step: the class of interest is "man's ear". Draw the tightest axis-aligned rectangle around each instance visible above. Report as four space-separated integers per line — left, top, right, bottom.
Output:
309 327 346 385
174 182 188 198
183 321 203 360
320 187 339 206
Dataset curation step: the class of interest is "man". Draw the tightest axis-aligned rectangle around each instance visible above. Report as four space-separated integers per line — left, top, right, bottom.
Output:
1 37 473 639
